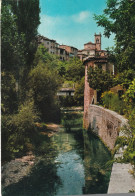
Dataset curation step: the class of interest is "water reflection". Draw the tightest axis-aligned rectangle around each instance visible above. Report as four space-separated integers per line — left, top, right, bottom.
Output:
2 111 111 196
83 130 111 194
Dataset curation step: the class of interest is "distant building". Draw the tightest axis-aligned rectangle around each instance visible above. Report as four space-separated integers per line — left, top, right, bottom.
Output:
59 45 78 57
78 33 108 61
57 88 75 96
37 35 78 61
37 35 59 55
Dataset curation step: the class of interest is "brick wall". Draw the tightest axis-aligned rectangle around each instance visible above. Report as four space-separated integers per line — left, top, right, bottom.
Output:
83 61 95 128
87 105 128 150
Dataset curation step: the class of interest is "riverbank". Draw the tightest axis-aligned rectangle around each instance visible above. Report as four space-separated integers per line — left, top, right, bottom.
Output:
2 152 35 188
2 122 62 189
2 108 84 190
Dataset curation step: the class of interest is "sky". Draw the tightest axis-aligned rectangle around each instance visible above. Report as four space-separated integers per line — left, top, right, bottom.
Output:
38 0 115 50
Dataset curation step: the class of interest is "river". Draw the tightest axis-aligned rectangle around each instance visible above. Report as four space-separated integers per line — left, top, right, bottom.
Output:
2 110 112 196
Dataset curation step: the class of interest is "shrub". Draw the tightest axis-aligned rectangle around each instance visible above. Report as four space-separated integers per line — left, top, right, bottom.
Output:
1 101 39 162
101 91 125 114
28 63 61 122
74 77 84 106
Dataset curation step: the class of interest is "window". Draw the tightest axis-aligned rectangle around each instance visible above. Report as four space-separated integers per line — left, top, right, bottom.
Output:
96 38 99 43
47 42 49 45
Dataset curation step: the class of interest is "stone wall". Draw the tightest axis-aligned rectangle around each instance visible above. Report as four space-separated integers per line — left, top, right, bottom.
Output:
87 105 128 150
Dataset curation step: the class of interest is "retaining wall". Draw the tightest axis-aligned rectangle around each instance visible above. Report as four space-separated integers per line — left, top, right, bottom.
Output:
87 104 128 150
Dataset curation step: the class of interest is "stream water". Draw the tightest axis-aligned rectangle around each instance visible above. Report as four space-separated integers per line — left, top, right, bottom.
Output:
2 110 112 196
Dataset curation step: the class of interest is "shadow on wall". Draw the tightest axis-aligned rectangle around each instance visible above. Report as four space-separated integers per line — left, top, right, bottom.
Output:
89 116 99 135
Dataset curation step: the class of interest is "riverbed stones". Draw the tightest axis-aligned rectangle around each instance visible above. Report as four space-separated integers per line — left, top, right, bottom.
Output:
2 154 35 188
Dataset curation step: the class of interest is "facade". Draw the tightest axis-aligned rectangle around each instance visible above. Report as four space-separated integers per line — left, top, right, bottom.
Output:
57 88 75 96
37 35 59 55
59 45 78 57
77 33 109 61
83 34 114 128
37 35 78 61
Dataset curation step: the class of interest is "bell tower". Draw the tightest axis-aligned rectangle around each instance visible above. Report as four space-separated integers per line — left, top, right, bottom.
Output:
95 33 101 51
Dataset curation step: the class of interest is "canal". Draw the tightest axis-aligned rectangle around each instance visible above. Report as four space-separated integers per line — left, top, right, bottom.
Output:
2 110 112 196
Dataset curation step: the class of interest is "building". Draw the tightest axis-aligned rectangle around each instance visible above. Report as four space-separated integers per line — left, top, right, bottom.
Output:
37 35 59 55
59 45 78 57
57 88 75 96
83 34 114 128
37 35 78 61
78 33 108 61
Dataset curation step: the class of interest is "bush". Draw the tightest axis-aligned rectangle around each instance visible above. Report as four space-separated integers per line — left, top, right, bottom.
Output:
1 101 39 162
28 63 61 122
101 91 125 114
1 72 18 114
59 96 75 107
74 77 84 106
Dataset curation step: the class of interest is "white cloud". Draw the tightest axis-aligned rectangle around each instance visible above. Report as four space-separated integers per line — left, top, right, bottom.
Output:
72 11 91 23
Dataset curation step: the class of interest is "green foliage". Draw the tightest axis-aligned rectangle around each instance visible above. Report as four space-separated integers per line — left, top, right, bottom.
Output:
65 57 84 82
94 0 135 72
1 101 39 162
11 101 39 135
123 79 135 104
74 77 85 106
59 96 76 107
101 91 125 114
116 69 135 89
88 67 115 92
33 44 60 70
4 0 41 67
29 63 61 122
1 4 26 78
1 72 18 114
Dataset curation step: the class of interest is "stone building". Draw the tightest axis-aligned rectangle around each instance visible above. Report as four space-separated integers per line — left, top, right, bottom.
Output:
37 35 59 55
78 33 108 61
83 34 114 128
37 35 78 61
59 45 78 57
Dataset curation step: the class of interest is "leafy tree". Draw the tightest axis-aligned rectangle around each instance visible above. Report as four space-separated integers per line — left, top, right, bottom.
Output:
28 63 61 122
1 72 18 114
74 77 85 106
1 4 25 79
94 0 135 72
123 79 135 105
116 69 135 89
88 67 115 92
3 0 41 68
33 44 60 70
65 57 84 82
1 101 39 161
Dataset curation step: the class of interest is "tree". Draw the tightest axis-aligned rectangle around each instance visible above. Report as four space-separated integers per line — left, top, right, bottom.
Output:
88 67 115 92
94 0 135 72
33 44 60 70
65 57 84 82
1 4 25 79
123 79 135 105
4 0 41 68
116 69 135 89
28 63 61 122
1 72 18 114
74 77 85 106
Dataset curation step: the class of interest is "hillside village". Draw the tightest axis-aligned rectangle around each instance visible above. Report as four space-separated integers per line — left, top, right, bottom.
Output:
37 33 109 62
2 0 135 195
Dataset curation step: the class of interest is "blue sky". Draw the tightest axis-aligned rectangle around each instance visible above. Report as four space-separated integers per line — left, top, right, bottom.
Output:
38 0 115 50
